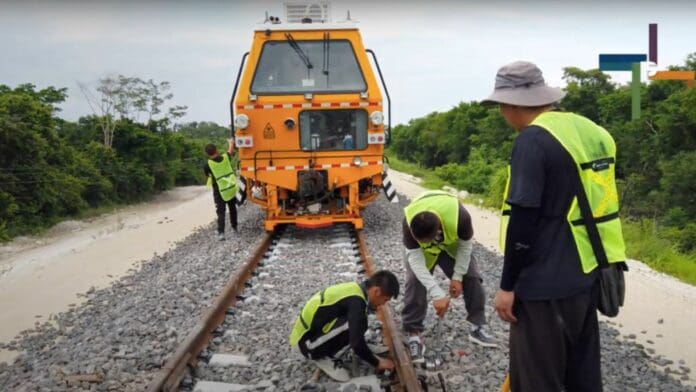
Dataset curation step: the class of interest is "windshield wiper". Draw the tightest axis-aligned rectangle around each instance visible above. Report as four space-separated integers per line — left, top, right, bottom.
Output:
322 32 330 77
285 33 313 72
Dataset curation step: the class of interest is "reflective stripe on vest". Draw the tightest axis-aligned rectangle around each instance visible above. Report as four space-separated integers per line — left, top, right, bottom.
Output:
207 153 237 202
289 282 366 347
498 112 626 273
499 166 512 251
403 191 460 270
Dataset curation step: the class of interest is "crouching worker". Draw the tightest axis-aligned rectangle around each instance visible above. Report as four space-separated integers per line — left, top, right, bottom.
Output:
402 190 497 364
289 270 398 382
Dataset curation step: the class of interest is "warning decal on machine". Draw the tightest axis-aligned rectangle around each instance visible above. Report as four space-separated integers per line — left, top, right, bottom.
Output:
263 123 275 139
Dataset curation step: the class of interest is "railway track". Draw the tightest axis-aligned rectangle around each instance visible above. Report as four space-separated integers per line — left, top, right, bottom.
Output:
147 224 423 392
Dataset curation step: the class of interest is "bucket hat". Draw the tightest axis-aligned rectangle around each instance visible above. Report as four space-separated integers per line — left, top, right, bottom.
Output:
483 61 565 106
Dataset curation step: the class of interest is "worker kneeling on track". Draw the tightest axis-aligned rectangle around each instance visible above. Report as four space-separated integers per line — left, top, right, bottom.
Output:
289 270 398 382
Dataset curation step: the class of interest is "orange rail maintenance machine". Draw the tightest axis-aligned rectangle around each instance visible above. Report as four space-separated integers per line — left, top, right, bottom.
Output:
230 5 397 231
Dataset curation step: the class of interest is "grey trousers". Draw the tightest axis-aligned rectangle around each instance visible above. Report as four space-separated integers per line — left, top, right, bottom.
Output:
402 252 487 333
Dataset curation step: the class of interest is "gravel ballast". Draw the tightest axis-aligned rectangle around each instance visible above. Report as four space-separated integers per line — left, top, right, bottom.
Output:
0 195 693 391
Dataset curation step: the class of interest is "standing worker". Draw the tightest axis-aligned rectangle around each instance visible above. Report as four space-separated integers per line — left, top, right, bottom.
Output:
402 190 497 364
203 140 238 241
485 61 627 391
289 270 398 382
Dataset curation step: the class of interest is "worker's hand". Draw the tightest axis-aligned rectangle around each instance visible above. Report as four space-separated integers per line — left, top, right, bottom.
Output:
494 290 517 323
432 296 450 318
449 280 463 299
377 357 395 371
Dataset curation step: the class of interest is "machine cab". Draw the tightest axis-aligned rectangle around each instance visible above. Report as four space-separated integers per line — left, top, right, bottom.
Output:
230 4 393 231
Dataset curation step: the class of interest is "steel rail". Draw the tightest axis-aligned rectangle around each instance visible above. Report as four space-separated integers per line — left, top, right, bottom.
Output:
147 232 276 392
356 231 422 391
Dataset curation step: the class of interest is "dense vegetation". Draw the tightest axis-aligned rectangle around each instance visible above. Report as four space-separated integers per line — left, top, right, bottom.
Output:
0 82 229 241
389 54 696 283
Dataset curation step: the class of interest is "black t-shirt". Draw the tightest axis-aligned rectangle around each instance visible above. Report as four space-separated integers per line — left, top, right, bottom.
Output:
503 125 597 300
299 282 378 366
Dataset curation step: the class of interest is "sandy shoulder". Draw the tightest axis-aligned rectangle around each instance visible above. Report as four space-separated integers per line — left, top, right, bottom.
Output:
386 168 696 382
0 186 216 364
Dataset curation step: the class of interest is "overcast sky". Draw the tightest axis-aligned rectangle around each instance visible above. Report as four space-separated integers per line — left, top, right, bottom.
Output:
2 0 695 127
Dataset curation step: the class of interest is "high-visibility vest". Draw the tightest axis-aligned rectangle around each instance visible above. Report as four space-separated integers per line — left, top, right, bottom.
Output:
499 111 626 273
207 153 237 202
404 191 460 270
289 282 366 346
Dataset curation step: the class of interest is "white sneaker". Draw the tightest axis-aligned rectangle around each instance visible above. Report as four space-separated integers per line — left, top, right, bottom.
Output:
217 233 225 241
408 335 425 364
313 357 350 382
367 342 389 355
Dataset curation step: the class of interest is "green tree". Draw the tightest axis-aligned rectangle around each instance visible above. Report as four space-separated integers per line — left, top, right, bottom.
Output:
0 85 87 234
78 75 189 147
1 82 203 241
560 67 616 123
659 151 696 219
177 121 229 142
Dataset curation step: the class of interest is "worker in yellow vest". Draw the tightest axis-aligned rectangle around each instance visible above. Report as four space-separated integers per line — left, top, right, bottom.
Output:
402 190 497 365
484 61 627 392
289 270 398 382
203 140 239 241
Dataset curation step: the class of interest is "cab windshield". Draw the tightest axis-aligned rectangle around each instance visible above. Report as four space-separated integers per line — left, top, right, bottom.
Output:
299 110 367 151
251 39 366 94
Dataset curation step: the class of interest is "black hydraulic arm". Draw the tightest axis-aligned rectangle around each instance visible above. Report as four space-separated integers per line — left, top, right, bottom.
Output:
230 52 250 137
366 49 391 144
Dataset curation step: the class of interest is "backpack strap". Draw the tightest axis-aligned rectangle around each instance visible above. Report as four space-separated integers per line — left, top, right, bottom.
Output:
573 174 610 269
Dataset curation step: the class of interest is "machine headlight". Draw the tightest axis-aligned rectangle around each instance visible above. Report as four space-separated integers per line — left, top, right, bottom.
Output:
353 156 362 166
370 111 384 126
234 114 250 130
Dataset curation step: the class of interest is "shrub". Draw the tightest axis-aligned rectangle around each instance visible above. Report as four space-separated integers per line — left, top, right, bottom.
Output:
484 166 508 209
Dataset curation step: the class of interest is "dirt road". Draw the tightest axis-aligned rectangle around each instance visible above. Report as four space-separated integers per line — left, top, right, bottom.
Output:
0 186 214 364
